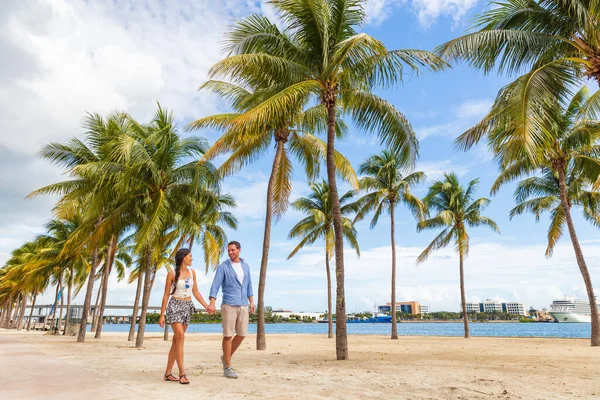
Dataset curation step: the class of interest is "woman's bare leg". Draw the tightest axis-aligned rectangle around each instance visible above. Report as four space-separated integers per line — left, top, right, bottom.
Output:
171 323 187 381
164 323 178 378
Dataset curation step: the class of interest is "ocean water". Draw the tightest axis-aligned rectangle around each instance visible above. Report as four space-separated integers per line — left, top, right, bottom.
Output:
98 322 592 338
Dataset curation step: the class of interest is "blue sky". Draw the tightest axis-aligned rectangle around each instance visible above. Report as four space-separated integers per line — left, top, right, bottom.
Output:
2 0 599 314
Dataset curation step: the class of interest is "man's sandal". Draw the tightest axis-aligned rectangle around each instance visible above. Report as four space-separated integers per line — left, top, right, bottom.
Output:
164 373 178 382
179 374 190 384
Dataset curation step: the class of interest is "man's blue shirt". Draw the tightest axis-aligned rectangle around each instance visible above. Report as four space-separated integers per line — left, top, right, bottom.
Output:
209 258 253 306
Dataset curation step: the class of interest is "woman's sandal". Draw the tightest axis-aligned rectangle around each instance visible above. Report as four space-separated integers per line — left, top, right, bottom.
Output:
164 373 178 382
179 374 190 384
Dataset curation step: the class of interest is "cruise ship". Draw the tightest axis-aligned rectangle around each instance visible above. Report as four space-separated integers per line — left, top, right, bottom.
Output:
549 296 599 323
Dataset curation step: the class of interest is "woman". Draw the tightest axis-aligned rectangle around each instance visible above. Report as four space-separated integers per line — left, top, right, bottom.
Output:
159 248 210 384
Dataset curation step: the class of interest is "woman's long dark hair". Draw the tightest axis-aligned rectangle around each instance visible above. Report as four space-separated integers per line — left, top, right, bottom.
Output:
171 248 191 295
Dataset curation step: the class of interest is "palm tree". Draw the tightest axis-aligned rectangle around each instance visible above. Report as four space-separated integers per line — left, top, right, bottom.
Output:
2 240 50 330
510 168 600 254
352 150 426 339
416 173 499 338
95 105 230 348
33 216 89 335
471 88 600 346
190 78 358 351
287 180 360 338
207 0 447 359
436 0 600 134
28 111 132 342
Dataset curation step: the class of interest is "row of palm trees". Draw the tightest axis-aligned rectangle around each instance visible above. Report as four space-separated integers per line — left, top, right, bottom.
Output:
189 0 600 354
2 0 600 357
0 107 237 348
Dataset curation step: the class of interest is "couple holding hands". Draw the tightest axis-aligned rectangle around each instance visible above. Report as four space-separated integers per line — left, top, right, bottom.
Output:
159 240 254 383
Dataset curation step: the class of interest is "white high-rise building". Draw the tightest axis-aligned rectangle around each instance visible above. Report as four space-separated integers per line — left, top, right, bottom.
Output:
482 299 503 313
461 299 526 316
504 302 525 316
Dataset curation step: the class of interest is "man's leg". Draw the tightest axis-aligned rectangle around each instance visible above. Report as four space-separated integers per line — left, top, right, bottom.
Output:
231 335 245 357
230 305 249 360
222 336 233 368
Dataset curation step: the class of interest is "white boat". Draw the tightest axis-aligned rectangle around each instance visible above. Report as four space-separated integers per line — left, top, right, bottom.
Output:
549 296 599 323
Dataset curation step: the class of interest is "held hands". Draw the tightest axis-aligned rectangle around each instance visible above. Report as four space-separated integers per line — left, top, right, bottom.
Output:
250 303 256 314
159 315 165 328
206 304 217 314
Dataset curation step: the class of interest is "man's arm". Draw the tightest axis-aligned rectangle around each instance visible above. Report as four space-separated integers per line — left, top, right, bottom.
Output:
208 264 224 312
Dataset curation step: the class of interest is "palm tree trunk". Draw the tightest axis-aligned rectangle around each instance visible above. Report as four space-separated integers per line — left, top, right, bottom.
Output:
556 166 599 346
90 279 103 332
96 235 117 339
136 250 154 348
63 266 74 336
50 283 59 333
1 301 12 328
0 303 6 328
9 296 18 329
325 93 348 360
163 324 169 341
8 300 17 328
459 249 470 339
58 275 64 334
11 295 21 329
78 225 101 343
325 246 333 339
128 270 144 342
17 294 27 331
26 293 37 331
256 139 286 351
390 204 398 340
4 301 14 328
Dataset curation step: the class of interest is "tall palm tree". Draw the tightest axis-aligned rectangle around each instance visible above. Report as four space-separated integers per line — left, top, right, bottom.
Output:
470 88 600 346
34 216 89 335
436 0 600 136
28 112 132 342
190 76 358 351
352 150 426 339
95 105 230 348
207 0 447 359
416 173 499 338
287 180 360 338
2 240 49 330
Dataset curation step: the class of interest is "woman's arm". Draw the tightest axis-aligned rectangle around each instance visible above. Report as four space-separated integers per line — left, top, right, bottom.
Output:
159 270 174 327
191 269 210 311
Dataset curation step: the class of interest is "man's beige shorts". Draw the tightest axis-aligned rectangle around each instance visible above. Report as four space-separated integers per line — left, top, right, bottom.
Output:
221 304 249 337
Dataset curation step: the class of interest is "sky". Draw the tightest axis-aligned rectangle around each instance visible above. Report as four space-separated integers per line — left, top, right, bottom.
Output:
1 0 599 315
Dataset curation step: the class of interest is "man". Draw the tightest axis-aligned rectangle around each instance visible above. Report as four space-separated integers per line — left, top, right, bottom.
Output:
208 241 255 379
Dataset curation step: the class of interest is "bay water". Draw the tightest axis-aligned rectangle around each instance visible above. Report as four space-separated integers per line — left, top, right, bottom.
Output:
99 322 591 338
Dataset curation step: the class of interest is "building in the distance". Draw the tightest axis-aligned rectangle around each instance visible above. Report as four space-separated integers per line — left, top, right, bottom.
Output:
462 299 526 316
378 301 421 315
419 305 430 315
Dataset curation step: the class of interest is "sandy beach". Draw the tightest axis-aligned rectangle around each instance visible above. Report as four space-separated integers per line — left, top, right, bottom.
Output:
1 329 598 400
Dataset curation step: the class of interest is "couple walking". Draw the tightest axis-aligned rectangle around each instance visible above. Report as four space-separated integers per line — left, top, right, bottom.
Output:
158 241 254 383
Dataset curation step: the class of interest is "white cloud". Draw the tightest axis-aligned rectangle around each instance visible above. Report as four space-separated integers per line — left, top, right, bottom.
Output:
0 0 253 266
457 98 494 119
418 158 472 181
364 0 402 25
409 0 480 28
416 98 493 140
